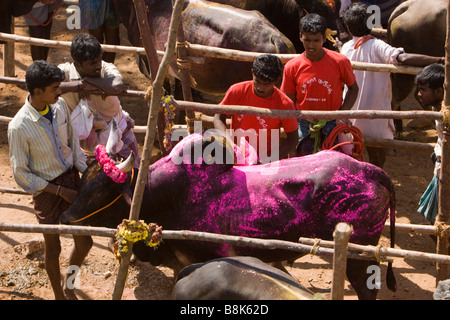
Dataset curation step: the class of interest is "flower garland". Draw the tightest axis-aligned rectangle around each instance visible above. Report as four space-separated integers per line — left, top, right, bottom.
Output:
95 145 127 184
114 219 163 259
160 95 177 152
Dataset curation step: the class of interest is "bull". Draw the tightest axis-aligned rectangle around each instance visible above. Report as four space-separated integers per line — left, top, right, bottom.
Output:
388 0 446 117
173 256 327 300
115 0 295 95
209 0 343 53
60 132 397 300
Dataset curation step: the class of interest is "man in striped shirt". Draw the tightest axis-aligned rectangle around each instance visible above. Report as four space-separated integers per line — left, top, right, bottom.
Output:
8 60 90 300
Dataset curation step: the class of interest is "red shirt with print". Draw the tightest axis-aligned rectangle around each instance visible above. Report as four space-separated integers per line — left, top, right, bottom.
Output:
220 81 298 157
281 48 356 111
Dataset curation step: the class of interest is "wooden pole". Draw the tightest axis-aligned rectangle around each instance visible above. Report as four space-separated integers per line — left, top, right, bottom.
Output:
111 0 185 300
331 223 353 300
0 32 150 55
174 99 443 121
131 0 166 155
2 21 15 77
0 33 424 75
0 222 115 237
173 7 196 134
435 0 450 284
1 222 449 265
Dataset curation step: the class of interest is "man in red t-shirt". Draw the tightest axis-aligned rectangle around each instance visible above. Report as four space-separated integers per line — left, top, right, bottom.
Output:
281 13 359 155
214 54 298 163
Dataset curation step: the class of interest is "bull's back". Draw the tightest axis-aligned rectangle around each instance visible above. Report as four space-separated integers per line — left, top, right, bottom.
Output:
171 151 395 261
242 151 394 243
388 0 446 55
388 0 447 107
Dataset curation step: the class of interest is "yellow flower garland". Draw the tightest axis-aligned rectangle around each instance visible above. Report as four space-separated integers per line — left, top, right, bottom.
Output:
114 219 163 259
160 95 177 152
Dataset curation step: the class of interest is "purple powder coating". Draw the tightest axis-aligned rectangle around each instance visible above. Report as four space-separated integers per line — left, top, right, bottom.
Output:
147 134 395 259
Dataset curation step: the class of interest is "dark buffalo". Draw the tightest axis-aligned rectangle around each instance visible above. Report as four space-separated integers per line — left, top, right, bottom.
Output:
388 0 446 113
209 0 343 52
61 132 396 300
173 256 326 300
115 0 295 95
0 0 37 41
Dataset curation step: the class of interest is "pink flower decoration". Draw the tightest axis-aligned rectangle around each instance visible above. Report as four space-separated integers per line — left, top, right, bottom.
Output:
95 145 127 184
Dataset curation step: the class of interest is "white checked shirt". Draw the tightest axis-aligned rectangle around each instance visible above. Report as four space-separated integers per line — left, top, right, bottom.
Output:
8 96 87 195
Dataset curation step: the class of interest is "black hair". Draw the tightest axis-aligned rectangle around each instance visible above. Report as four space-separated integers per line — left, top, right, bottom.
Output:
299 13 327 36
25 60 65 95
342 3 372 37
415 63 445 90
70 34 103 63
252 54 283 82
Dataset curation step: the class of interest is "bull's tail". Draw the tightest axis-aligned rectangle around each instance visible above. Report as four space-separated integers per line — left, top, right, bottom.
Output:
380 170 397 292
369 165 397 292
386 195 397 292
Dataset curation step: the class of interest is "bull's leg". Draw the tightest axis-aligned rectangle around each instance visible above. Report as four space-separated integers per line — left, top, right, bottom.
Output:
366 147 386 169
346 259 379 300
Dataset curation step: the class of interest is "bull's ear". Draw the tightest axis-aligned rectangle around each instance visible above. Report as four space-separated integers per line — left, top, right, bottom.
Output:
80 161 102 186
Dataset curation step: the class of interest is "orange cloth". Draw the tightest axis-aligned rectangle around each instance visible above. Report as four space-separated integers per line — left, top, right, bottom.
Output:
354 35 375 49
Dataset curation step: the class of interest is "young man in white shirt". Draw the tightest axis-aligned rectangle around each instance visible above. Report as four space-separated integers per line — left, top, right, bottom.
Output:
341 3 443 168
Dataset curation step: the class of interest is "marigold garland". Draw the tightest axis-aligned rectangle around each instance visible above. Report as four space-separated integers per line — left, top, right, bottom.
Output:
95 145 127 184
114 219 163 259
160 95 177 152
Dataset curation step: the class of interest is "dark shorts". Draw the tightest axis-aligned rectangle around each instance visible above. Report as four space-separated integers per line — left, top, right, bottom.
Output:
33 167 81 225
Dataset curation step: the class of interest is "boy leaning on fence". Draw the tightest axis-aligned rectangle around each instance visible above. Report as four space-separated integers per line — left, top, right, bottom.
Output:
8 60 92 300
340 2 444 168
416 64 445 225
58 34 141 167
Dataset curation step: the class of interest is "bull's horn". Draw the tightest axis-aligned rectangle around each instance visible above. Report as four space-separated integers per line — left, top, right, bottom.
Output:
116 151 135 173
105 119 119 155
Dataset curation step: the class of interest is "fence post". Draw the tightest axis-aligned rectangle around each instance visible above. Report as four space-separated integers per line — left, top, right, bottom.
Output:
111 0 185 300
174 9 196 134
3 20 15 77
331 223 353 300
435 0 450 284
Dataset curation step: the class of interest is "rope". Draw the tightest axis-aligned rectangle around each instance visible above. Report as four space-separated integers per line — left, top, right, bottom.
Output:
310 238 321 255
434 221 450 239
441 101 450 128
322 123 365 161
374 244 383 263
68 168 135 223
176 41 198 87
28 0 63 27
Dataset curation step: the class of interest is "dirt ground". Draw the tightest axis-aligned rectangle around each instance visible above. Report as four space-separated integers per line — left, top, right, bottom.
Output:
0 11 448 301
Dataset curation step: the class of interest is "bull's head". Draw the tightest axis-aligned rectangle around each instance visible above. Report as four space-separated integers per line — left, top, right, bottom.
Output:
59 149 135 227
60 122 136 227
60 131 236 227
